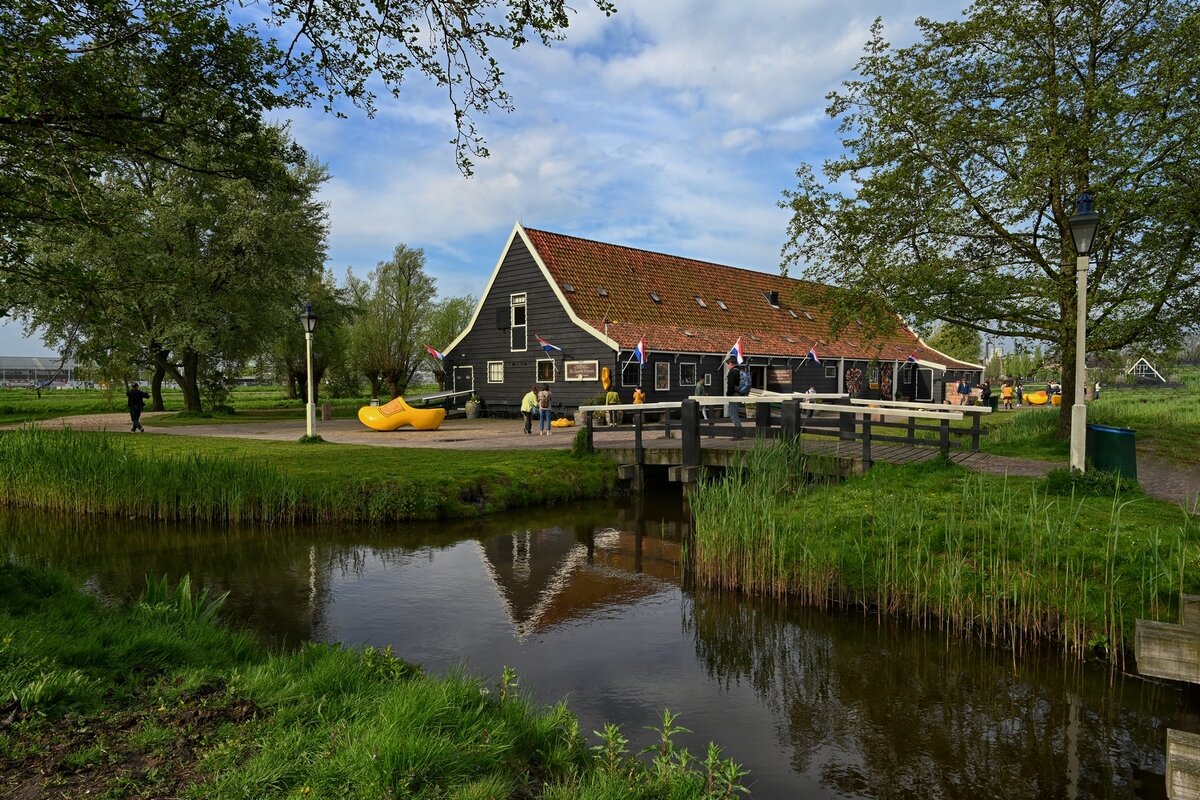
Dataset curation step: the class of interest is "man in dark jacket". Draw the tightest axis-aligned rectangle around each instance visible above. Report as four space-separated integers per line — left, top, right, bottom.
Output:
725 357 743 439
126 383 150 432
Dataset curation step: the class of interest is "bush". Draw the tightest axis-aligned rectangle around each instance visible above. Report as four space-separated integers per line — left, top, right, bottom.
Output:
1043 467 1140 497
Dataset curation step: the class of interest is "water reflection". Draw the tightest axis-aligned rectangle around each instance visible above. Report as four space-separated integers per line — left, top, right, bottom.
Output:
0 500 1179 799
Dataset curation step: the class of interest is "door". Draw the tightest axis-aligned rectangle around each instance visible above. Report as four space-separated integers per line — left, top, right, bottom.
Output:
454 366 474 397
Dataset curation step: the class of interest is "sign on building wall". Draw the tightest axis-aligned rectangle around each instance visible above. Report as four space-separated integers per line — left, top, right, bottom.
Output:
565 360 599 381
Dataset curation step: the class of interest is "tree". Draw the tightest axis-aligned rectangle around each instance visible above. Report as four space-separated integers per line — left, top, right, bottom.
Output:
348 245 438 399
268 272 353 404
925 323 982 366
781 2 1200 437
11 129 328 411
423 295 476 389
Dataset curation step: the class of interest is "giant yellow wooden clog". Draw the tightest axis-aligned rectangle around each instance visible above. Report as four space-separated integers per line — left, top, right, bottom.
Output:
358 397 446 431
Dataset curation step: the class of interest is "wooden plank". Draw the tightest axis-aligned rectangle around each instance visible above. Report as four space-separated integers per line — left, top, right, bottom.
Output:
1136 620 1200 684
1168 729 1200 800
1182 595 1200 628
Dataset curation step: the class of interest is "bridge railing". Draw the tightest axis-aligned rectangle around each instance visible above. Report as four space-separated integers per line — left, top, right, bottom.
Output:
578 393 990 470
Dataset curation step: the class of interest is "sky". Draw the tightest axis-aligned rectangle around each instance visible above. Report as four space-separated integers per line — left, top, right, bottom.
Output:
0 0 971 357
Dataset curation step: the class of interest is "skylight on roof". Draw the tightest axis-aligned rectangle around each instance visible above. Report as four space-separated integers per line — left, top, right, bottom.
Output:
715 299 728 311
562 282 575 293
649 292 661 304
597 287 608 297
788 309 797 318
695 296 707 308
784 336 796 344
803 311 814 320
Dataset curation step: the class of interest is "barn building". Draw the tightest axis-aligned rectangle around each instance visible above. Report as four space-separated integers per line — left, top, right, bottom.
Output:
443 224 981 411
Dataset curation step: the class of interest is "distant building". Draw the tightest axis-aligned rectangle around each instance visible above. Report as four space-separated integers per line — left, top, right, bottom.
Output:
443 224 981 409
0 356 81 388
1127 357 1166 384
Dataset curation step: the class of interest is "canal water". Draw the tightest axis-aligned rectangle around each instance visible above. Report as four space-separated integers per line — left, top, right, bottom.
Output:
0 497 1180 799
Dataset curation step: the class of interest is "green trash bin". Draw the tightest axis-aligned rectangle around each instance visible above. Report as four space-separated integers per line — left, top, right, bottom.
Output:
1086 424 1137 479
987 394 1000 412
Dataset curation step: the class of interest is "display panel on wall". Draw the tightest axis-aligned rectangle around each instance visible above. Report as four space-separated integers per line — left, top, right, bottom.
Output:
565 360 599 381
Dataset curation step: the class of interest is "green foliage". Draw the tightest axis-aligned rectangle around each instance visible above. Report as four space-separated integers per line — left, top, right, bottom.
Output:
925 323 982 365
781 2 1200 423
139 574 229 625
0 426 616 522
690 442 1198 660
1043 467 1139 498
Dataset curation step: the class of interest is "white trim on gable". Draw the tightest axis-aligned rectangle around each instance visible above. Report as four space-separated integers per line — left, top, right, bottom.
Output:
445 223 619 357
1127 357 1165 382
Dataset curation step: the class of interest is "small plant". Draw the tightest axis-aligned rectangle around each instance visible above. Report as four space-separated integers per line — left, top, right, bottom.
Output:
1043 467 1139 497
498 665 519 704
592 722 631 776
297 434 326 444
139 574 228 624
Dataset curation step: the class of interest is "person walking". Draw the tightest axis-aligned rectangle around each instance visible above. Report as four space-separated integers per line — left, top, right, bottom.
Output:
126 382 150 432
980 380 992 408
693 376 708 420
725 357 743 439
604 387 620 427
1094 380 1101 400
1015 379 1024 406
520 385 538 435
1000 381 1014 410
537 384 553 435
805 385 817 418
956 376 970 406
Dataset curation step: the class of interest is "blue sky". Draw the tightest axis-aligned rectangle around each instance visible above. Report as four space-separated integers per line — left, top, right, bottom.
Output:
1 0 969 357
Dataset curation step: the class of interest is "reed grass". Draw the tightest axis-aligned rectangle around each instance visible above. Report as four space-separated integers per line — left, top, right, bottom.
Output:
0 427 615 523
689 441 1198 661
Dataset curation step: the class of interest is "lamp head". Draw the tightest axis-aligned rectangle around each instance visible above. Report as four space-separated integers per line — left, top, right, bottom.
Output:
1068 192 1101 256
301 303 318 334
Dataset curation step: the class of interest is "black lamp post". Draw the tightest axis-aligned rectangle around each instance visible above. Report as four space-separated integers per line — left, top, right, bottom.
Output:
1067 193 1100 471
300 303 318 437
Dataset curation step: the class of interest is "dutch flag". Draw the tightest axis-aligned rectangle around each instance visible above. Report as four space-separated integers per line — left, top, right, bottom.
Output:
634 336 648 365
535 335 562 355
806 346 820 365
729 337 745 365
424 344 445 361
906 351 918 363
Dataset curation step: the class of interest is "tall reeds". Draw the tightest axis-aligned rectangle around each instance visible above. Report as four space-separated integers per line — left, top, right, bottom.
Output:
0 426 311 523
689 441 1196 660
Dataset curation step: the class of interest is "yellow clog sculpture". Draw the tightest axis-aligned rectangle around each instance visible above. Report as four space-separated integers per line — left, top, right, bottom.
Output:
358 397 447 431
1025 390 1048 406
551 416 575 428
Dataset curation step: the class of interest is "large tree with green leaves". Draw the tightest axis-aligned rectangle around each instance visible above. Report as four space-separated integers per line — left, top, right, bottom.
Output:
782 1 1200 436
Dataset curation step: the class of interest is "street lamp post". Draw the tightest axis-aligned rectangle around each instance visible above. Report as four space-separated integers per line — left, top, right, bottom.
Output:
1067 193 1100 473
301 303 319 438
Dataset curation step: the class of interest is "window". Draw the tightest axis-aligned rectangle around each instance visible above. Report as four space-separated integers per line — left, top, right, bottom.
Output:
561 282 575 293
510 294 527 351
536 359 556 382
649 291 661 304
704 373 712 387
655 362 670 392
622 362 640 387
597 287 609 297
695 296 707 308
487 361 504 383
679 363 697 387
715 299 728 311
825 365 836 379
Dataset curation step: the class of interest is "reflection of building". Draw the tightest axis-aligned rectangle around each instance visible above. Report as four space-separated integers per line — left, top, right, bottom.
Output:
478 526 682 640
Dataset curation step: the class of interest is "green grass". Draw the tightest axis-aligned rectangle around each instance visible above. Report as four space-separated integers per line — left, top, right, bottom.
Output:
0 564 749 799
689 442 1199 661
0 427 616 522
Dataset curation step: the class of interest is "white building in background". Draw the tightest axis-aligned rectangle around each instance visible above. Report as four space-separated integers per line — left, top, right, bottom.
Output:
0 355 82 387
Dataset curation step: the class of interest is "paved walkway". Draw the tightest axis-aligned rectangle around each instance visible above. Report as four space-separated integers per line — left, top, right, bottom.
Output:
11 413 1199 512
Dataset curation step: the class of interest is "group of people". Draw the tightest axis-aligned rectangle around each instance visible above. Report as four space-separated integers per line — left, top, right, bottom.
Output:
519 384 555 435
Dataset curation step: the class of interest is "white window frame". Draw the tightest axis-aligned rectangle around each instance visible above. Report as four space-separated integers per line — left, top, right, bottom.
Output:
510 293 527 352
678 362 697 387
621 362 640 388
536 358 556 383
487 361 504 383
654 361 670 392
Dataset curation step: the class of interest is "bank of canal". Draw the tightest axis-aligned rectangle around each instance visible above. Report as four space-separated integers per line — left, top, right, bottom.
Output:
0 495 1182 799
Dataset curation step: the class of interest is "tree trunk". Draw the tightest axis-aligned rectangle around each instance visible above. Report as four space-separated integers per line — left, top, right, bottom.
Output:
1056 326 1077 440
150 363 166 411
164 349 203 412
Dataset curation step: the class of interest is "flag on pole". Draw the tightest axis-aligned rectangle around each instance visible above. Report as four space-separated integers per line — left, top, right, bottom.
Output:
634 336 648 365
535 335 562 354
805 346 820 365
728 338 744 365
905 351 918 363
424 345 445 361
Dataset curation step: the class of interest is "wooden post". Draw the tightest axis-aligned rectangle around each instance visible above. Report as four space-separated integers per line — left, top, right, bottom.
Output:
755 401 770 438
907 415 916 445
634 410 644 464
781 399 798 440
586 410 594 453
861 412 872 469
970 410 981 451
940 418 950 457
681 400 701 468
839 407 855 443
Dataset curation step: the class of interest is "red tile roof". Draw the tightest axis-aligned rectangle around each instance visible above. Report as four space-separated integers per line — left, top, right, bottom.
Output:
522 227 977 369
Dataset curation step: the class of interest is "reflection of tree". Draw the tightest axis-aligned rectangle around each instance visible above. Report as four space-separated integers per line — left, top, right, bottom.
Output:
683 591 1174 799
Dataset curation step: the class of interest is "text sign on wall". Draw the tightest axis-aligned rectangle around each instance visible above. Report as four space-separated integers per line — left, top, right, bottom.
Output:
565 360 599 381
768 368 792 391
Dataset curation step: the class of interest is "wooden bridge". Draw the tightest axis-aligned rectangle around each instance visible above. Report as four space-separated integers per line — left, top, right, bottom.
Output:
578 393 991 488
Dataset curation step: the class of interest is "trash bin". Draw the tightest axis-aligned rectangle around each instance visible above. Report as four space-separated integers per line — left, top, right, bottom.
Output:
987 395 1000 412
321 402 333 421
1086 424 1137 479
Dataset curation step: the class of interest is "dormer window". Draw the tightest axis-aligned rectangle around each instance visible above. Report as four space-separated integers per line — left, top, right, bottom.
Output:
764 291 780 308
649 292 662 304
